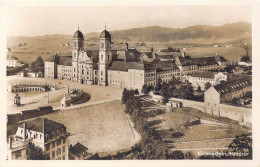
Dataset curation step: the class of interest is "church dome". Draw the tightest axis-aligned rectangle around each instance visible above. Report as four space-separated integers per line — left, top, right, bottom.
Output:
100 29 111 39
73 30 84 39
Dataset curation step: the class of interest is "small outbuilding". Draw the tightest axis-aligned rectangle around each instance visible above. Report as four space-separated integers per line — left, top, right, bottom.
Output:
166 100 182 108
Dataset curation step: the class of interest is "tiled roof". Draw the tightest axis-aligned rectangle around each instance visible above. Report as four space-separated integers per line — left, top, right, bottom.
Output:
69 142 88 157
46 55 59 62
192 57 218 66
108 61 144 72
7 55 18 60
155 53 175 60
18 118 65 134
125 49 141 61
214 76 252 95
140 52 153 59
191 71 216 79
220 56 228 62
144 59 179 71
59 56 72 66
177 56 195 66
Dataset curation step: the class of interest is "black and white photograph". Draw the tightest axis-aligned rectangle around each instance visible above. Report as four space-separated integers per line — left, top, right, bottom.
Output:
1 0 259 167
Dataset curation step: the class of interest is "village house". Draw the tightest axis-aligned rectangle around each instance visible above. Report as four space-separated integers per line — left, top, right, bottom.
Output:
204 76 251 117
175 54 197 75
7 55 19 67
186 71 228 90
108 61 145 91
69 142 98 160
192 57 219 71
204 77 252 123
7 118 70 160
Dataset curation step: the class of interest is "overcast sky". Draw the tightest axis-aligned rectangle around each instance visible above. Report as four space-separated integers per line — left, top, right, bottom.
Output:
6 5 251 37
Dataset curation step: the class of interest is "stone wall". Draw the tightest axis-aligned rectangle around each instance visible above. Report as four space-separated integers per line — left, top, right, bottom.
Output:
151 94 252 124
7 106 54 124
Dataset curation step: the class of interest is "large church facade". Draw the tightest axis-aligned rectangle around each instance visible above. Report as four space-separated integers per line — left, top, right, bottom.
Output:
71 28 113 86
45 28 114 86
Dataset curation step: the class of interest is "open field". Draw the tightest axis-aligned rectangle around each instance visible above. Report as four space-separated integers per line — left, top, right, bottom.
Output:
9 101 141 153
7 76 123 114
7 34 251 65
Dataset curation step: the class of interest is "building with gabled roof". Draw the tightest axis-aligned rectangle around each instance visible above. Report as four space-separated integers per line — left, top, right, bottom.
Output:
108 61 145 90
69 142 97 160
8 118 70 160
7 55 18 67
192 57 219 71
186 71 227 90
204 76 251 116
213 76 252 103
175 55 197 75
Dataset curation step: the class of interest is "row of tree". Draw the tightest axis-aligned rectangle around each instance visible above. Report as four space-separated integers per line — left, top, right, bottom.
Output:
121 88 195 159
121 88 252 160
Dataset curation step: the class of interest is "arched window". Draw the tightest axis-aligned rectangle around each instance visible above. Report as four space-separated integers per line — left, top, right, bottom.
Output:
101 71 103 76
101 54 103 60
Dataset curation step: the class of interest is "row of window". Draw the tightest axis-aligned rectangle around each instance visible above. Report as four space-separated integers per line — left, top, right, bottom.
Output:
20 130 43 140
192 78 214 81
46 138 66 151
47 145 66 159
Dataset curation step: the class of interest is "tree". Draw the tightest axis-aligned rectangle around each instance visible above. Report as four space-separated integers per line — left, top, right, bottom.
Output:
177 84 194 99
160 83 170 104
170 76 181 84
197 85 202 92
30 56 44 73
167 151 184 159
231 97 239 104
228 135 252 159
142 85 153 96
121 88 128 104
141 85 148 95
134 89 139 96
36 56 44 65
240 56 250 62
244 91 252 98
220 80 226 84
26 142 49 160
204 82 212 90
156 78 162 91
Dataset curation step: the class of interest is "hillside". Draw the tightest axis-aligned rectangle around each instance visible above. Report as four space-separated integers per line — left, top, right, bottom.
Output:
100 21 251 42
8 21 251 45
7 21 251 63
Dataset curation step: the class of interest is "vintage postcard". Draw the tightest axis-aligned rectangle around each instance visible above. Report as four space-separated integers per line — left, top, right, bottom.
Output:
0 0 260 167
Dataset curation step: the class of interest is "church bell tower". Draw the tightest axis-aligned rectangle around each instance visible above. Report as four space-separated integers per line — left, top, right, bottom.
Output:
98 26 112 86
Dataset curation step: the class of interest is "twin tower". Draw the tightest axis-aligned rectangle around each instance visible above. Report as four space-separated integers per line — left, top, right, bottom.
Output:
72 28 112 86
